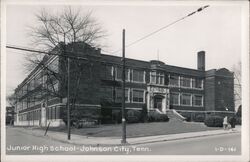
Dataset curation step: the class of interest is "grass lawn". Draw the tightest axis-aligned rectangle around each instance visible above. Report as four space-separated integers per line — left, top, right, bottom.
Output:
41 119 221 138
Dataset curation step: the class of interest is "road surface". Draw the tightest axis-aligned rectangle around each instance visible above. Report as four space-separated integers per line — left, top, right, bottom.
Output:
6 127 241 155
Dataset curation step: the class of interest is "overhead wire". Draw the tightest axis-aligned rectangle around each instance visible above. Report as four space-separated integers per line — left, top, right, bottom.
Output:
110 5 210 55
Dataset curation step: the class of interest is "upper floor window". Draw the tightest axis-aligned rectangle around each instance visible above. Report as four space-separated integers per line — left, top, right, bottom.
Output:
116 67 130 81
181 93 192 106
181 77 191 88
132 89 144 103
150 71 164 85
100 64 113 80
48 81 59 93
23 99 27 110
34 74 43 87
169 75 179 87
48 57 59 73
192 78 203 89
132 69 145 83
23 85 27 95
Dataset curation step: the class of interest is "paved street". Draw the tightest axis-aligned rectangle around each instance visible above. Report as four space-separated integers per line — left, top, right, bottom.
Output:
6 127 240 155
132 133 241 155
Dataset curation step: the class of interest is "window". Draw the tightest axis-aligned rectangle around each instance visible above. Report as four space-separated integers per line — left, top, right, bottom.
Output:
100 86 113 101
132 69 145 83
48 81 59 93
181 93 192 106
132 89 144 103
23 85 27 95
181 77 191 88
100 64 113 80
193 95 203 106
116 67 129 81
170 93 180 105
192 78 203 89
29 97 35 107
52 107 56 120
115 88 129 102
150 72 156 84
150 71 164 85
30 79 35 91
23 99 27 110
169 75 179 87
48 57 59 73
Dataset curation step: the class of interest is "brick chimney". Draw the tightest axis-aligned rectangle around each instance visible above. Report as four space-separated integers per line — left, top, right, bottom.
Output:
197 51 205 71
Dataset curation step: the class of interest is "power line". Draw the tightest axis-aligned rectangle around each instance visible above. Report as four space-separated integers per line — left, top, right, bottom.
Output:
110 5 209 55
6 45 88 61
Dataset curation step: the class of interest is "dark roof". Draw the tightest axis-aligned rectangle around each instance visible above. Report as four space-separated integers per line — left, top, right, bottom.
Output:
100 53 205 77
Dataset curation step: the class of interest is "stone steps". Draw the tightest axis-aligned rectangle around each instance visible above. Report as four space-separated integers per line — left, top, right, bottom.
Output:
166 109 186 121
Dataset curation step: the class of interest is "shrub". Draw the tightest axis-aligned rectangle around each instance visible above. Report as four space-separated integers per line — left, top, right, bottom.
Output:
140 104 148 122
179 112 191 122
100 115 115 124
127 116 140 123
127 110 141 123
194 114 205 122
147 111 169 122
204 116 223 127
235 117 241 125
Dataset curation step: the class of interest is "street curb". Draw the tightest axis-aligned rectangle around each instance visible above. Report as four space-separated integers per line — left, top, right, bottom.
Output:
11 126 240 147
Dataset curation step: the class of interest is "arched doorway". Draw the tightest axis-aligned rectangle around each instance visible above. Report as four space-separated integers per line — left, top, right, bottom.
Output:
154 95 164 111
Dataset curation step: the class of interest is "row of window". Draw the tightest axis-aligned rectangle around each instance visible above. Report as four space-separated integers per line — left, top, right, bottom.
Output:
169 76 203 89
18 106 60 121
46 106 60 120
16 91 59 111
101 64 203 89
101 65 145 83
100 87 145 103
170 93 203 107
16 57 59 97
19 109 41 121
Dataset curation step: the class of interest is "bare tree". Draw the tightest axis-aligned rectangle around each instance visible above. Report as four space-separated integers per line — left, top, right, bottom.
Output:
30 7 106 51
7 93 16 107
22 7 107 123
24 7 106 70
232 61 241 110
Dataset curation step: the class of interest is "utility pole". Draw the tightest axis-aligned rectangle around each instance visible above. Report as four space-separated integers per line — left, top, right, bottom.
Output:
67 57 71 140
121 29 127 144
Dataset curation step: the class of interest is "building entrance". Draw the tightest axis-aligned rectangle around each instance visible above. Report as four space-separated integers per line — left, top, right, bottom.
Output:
154 95 164 111
147 85 170 114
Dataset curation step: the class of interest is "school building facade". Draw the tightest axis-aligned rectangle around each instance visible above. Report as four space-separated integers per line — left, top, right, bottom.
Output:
13 42 235 127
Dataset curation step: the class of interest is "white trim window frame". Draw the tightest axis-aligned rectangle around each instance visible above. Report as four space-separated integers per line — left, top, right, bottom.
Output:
180 93 192 106
100 64 114 80
115 88 130 103
150 71 164 85
131 69 145 84
115 66 130 82
150 71 157 84
192 78 204 90
180 76 192 88
169 75 180 87
193 94 204 107
170 92 180 106
131 88 145 103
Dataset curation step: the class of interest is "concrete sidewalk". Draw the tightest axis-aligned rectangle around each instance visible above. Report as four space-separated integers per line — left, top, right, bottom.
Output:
13 126 241 146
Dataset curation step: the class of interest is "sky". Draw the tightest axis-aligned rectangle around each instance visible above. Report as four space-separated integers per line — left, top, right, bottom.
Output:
5 1 244 96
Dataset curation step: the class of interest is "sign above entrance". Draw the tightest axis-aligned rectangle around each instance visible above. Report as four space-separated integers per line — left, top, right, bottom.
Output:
149 86 168 93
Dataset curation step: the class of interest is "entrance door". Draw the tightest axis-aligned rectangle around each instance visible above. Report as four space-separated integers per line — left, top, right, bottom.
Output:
154 95 163 111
